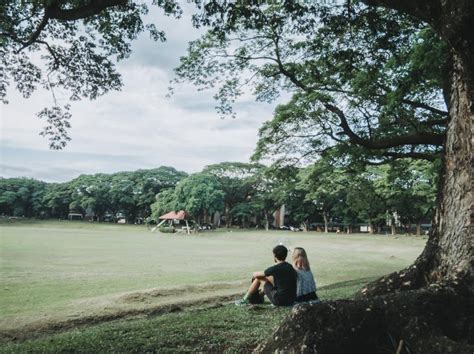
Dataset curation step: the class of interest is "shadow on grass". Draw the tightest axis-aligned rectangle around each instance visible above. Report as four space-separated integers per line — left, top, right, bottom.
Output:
318 276 378 300
319 277 377 291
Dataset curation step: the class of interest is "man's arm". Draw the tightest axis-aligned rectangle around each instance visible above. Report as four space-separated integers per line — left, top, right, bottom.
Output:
252 271 266 279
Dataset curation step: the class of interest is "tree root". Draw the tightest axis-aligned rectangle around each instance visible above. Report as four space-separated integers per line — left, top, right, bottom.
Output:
357 263 427 298
255 285 474 354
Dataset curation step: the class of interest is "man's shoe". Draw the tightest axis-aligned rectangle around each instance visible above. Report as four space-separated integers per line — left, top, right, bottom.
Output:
234 298 250 306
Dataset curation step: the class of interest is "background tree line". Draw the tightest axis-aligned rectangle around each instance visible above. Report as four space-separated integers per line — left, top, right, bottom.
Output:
1 158 438 235
0 167 186 222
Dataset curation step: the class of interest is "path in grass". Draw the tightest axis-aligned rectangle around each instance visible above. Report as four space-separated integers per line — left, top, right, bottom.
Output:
0 220 426 340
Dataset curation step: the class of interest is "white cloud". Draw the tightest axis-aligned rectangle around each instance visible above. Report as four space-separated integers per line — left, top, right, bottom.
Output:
0 6 284 182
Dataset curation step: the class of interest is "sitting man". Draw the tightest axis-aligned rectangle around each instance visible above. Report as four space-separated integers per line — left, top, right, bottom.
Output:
235 245 297 306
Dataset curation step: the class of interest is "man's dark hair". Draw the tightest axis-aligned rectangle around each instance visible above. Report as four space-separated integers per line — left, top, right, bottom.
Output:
273 245 288 261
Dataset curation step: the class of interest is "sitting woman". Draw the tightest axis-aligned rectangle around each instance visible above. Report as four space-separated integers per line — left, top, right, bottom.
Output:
292 247 319 303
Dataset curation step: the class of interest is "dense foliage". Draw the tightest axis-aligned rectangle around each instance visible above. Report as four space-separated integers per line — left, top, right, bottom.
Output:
174 1 448 165
1 159 436 233
0 166 186 221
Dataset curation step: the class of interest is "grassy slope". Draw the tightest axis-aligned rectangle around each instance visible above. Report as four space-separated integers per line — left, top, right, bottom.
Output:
0 278 369 353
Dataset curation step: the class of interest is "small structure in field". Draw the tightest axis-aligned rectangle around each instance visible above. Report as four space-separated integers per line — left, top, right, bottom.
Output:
155 210 192 234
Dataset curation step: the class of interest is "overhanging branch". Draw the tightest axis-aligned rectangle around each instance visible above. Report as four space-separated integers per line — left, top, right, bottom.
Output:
326 102 445 148
45 0 127 21
362 0 441 26
8 0 128 53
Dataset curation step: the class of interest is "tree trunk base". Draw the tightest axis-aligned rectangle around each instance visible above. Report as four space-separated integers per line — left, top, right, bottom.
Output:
357 264 427 298
255 285 473 354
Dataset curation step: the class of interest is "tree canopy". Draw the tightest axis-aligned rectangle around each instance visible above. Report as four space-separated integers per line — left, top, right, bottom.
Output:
151 172 225 223
174 1 448 165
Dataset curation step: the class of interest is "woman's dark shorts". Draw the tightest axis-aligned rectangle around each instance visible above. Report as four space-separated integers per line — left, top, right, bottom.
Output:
295 291 319 303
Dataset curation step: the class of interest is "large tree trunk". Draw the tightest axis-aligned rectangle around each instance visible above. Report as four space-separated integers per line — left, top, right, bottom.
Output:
424 51 473 281
362 50 473 296
363 0 474 293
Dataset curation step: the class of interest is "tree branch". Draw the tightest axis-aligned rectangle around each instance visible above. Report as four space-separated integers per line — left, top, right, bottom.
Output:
45 0 127 21
17 14 49 53
326 102 445 148
381 151 441 161
401 98 448 116
362 0 441 26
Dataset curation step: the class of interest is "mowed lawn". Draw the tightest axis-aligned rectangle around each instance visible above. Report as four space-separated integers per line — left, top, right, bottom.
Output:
0 220 426 333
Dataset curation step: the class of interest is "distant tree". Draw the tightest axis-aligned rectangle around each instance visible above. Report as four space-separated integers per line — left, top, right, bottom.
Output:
298 159 349 233
42 182 72 219
0 167 186 222
248 167 294 231
262 165 318 231
0 178 47 217
161 173 225 224
203 162 263 227
63 167 187 222
229 201 257 229
150 188 177 220
345 168 388 233
69 174 111 220
373 159 438 235
132 167 187 218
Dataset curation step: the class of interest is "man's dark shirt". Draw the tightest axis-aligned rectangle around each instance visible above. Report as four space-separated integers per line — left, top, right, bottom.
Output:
264 261 297 305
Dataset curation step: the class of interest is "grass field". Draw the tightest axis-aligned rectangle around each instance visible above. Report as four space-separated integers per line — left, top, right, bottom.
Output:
0 220 426 351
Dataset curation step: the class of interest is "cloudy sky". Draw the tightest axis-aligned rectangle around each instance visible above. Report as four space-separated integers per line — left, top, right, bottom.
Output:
0 5 284 182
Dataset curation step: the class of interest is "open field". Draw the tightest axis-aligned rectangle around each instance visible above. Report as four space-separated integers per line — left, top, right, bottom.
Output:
0 220 426 345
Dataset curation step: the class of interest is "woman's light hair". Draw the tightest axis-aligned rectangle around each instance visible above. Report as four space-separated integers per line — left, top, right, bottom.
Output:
292 247 311 271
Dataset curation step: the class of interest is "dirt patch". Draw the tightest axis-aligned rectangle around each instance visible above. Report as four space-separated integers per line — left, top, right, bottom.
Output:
119 282 244 303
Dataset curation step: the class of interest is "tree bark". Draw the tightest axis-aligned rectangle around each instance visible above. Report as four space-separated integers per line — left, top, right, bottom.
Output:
368 221 374 234
225 203 231 228
323 212 329 233
362 47 473 297
302 220 308 232
416 221 422 236
421 51 473 282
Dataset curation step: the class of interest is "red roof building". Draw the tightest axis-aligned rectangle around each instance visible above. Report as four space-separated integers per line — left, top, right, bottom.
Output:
158 210 189 220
